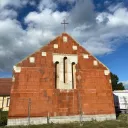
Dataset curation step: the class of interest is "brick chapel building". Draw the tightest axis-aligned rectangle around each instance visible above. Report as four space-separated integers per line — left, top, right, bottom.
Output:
8 33 116 125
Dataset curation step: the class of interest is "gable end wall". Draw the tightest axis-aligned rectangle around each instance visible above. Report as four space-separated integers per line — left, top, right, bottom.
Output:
8 33 115 119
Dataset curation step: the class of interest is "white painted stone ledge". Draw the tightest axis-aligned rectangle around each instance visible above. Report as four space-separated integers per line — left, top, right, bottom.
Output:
7 114 116 126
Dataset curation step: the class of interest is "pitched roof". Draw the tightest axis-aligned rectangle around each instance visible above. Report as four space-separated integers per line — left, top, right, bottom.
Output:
0 78 12 96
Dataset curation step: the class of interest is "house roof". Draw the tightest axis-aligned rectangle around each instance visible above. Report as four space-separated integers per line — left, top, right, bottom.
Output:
0 78 12 96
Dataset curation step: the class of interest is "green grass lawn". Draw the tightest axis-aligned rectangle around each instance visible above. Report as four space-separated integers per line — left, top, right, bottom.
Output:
0 111 128 128
1 120 128 128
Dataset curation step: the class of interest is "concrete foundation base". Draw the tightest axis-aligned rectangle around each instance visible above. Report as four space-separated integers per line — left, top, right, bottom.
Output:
7 114 116 126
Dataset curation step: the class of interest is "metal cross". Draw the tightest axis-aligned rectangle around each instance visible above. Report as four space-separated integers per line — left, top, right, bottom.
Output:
61 19 69 32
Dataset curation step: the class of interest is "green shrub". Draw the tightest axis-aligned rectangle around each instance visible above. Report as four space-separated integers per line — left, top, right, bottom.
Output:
0 116 7 126
0 110 8 126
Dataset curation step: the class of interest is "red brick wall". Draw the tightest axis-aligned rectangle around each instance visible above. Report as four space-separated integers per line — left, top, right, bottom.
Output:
8 33 115 118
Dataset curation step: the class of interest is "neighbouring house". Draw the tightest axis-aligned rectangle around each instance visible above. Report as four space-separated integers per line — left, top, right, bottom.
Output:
8 33 116 126
113 90 128 113
0 78 12 111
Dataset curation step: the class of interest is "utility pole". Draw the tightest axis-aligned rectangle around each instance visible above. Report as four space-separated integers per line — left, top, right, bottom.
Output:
28 98 31 126
76 67 83 125
19 98 31 126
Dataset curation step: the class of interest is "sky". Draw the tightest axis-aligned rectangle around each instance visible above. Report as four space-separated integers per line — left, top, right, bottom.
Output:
0 0 128 89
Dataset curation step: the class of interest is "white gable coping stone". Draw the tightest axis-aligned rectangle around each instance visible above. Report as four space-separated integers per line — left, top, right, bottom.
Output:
42 52 47 56
83 54 89 59
12 76 15 82
54 44 58 49
63 36 68 42
104 70 110 75
72 46 77 50
29 57 35 63
13 66 21 73
93 60 98 66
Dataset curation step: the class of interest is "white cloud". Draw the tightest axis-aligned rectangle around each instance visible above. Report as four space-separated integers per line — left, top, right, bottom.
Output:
0 0 36 9
70 0 95 25
107 8 128 26
24 1 128 56
0 7 69 71
97 5 128 27
25 8 68 32
0 18 25 70
58 0 76 2
82 38 114 55
0 1 128 71
108 2 123 13
0 0 29 9
57 0 76 4
38 0 57 11
0 18 49 71
0 0 20 8
38 0 76 11
0 9 17 19
70 3 128 55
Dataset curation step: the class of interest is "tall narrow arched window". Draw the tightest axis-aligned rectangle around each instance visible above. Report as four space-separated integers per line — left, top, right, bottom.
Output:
63 57 68 83
55 61 59 89
72 62 76 89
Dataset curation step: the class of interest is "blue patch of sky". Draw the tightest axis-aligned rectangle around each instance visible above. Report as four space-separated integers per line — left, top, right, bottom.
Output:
97 39 128 82
16 1 40 29
0 72 12 78
93 0 128 12
56 1 76 12
16 0 75 29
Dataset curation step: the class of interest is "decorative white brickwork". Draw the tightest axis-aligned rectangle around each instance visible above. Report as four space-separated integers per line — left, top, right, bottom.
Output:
13 66 21 73
29 57 35 63
54 44 58 49
53 54 78 90
109 79 112 83
42 52 47 56
63 36 68 42
53 54 78 64
93 60 98 66
104 70 110 75
72 46 77 50
83 54 89 59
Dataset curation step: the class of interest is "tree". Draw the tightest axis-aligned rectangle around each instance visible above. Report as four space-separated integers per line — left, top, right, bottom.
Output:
110 72 125 91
